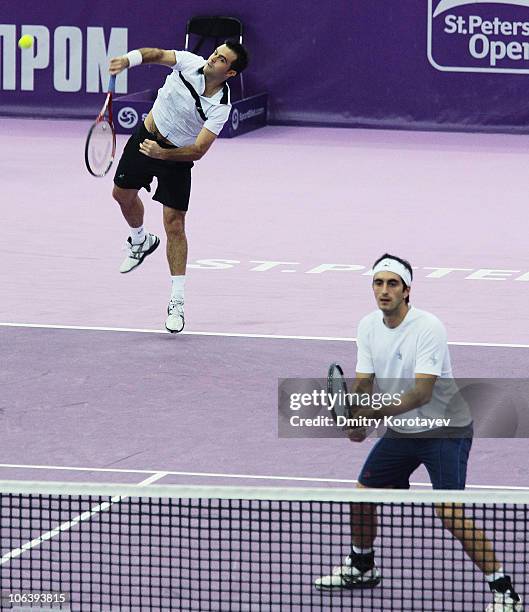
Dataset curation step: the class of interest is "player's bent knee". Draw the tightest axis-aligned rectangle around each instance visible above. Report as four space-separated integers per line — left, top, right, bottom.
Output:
435 504 451 526
165 224 186 240
164 216 185 233
350 483 377 513
112 185 137 206
434 503 465 532
163 211 186 237
112 185 125 202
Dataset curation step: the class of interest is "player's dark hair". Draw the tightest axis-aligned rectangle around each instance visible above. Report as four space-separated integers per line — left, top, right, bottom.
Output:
372 253 413 304
224 40 249 73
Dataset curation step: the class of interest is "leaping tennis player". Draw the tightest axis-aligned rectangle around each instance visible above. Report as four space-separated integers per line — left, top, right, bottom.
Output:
315 253 522 611
108 42 249 333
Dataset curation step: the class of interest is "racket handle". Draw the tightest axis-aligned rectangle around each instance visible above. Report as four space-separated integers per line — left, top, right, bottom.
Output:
108 74 116 93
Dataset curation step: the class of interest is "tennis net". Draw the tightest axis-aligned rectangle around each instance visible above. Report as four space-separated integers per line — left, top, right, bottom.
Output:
0 481 527 611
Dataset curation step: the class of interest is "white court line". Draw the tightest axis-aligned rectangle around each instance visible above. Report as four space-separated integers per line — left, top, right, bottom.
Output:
0 471 167 565
0 463 528 492
1 321 529 348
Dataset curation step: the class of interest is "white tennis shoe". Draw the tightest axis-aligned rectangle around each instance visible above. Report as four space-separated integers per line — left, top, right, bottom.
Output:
165 298 185 334
315 554 381 590
119 233 160 273
485 576 523 611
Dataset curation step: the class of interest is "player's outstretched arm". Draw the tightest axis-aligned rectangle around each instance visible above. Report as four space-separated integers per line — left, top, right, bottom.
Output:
109 49 176 75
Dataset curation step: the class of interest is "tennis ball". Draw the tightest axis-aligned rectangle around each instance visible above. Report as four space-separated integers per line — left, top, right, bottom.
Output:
18 34 34 50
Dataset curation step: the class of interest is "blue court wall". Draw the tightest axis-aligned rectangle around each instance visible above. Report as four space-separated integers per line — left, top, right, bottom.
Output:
2 1 529 132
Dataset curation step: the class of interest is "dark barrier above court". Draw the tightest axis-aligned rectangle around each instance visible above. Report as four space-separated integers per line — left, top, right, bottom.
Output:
3 1 529 132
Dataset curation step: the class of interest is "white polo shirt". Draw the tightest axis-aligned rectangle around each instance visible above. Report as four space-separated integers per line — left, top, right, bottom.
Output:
151 51 231 146
356 306 471 433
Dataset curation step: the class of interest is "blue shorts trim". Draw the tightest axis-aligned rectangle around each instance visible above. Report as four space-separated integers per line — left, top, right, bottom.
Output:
358 435 473 490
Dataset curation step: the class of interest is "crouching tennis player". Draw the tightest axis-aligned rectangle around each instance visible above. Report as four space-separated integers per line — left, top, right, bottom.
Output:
108 42 248 333
315 253 522 611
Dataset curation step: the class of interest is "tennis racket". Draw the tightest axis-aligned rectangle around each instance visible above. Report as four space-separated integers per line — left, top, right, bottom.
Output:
327 363 352 423
84 74 116 177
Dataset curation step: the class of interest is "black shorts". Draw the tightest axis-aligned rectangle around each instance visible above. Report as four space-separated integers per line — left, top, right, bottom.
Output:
113 123 193 211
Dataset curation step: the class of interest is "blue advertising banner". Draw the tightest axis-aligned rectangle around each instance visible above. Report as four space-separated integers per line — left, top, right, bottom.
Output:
2 1 529 132
221 94 267 138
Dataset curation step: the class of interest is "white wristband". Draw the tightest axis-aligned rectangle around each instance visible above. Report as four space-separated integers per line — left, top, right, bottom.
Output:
126 49 142 68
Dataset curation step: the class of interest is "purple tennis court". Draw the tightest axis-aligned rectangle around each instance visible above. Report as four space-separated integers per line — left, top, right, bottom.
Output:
2 118 529 482
1 324 529 488
1 117 529 610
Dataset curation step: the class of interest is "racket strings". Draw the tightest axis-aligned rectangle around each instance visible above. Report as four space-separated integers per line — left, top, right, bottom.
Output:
85 120 115 177
328 364 352 421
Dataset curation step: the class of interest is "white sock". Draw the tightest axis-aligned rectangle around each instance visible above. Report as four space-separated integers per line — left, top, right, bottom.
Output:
485 568 505 583
129 225 145 245
352 545 373 555
171 275 186 301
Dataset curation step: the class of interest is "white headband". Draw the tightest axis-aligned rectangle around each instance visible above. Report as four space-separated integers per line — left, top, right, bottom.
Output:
372 258 412 287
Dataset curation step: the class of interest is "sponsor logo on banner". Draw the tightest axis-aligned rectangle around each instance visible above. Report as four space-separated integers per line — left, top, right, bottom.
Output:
231 108 240 131
239 107 265 121
118 107 138 128
0 24 127 92
428 0 529 73
230 105 266 132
